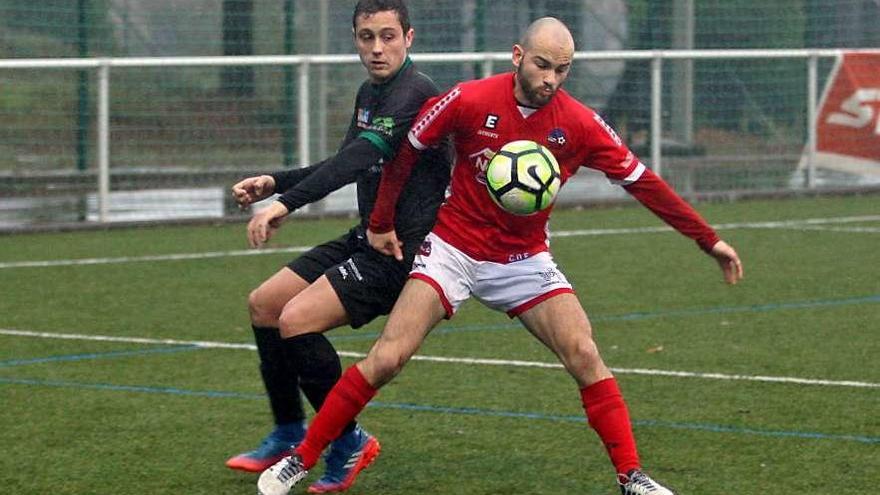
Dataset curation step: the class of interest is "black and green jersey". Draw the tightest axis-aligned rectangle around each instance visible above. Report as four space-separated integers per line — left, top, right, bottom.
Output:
271 57 451 242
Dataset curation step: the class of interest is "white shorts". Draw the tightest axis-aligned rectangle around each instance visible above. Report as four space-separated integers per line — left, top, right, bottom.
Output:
410 232 574 318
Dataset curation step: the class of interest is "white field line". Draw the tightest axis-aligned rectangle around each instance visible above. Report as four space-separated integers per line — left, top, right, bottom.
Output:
2 215 878 270
2 328 878 390
551 214 880 238
789 226 880 233
0 246 311 269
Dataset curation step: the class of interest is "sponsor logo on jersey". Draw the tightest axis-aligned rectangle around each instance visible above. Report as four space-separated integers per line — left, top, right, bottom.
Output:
418 240 432 257
357 108 370 125
477 129 499 139
484 114 500 129
469 147 497 185
507 253 532 263
593 113 623 147
370 116 395 136
547 128 567 147
357 114 395 136
509 252 532 262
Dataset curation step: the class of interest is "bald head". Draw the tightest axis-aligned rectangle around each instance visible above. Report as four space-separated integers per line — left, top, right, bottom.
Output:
520 17 574 53
511 17 574 107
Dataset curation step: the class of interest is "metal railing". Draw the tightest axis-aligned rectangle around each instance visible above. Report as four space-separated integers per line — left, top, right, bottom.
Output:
3 48 879 223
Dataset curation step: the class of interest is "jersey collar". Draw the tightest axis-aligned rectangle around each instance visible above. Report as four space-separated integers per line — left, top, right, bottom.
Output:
371 56 413 90
508 72 554 120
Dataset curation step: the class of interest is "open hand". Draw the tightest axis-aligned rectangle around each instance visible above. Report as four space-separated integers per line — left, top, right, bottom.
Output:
247 201 289 248
709 240 743 285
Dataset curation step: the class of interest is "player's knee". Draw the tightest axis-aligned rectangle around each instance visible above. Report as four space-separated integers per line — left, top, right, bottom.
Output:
365 346 408 387
248 287 280 327
574 339 601 362
565 339 602 378
278 306 310 338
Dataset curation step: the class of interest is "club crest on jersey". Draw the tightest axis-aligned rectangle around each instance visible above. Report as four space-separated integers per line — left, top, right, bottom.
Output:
419 240 432 257
537 268 562 287
547 128 567 147
469 147 497 185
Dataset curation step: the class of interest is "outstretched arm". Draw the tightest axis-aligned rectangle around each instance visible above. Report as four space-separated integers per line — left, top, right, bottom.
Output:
624 168 743 284
275 138 385 212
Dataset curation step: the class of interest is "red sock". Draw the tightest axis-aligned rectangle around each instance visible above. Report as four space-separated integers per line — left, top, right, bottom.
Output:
580 377 640 475
295 366 377 469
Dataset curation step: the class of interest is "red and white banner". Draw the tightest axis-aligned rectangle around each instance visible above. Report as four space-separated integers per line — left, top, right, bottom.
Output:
801 52 880 182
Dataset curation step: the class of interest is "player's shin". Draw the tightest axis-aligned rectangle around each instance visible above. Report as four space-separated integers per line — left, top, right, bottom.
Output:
281 333 359 436
255 325 306 425
281 333 341 409
580 377 641 475
295 365 378 469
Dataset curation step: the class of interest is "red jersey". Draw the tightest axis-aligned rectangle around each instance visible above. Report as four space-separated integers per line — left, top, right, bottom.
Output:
371 72 719 263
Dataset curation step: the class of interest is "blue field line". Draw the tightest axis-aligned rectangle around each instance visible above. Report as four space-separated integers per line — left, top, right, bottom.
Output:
0 345 201 368
1 376 877 445
0 377 256 398
368 401 880 445
328 293 880 342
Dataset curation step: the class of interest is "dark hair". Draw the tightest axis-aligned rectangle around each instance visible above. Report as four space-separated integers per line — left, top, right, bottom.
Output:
352 0 411 33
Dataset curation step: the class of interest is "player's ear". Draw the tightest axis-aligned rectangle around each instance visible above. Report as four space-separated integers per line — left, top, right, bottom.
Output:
512 44 524 68
404 27 414 49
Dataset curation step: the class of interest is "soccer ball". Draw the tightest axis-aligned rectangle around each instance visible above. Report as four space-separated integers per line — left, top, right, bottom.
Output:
484 140 562 215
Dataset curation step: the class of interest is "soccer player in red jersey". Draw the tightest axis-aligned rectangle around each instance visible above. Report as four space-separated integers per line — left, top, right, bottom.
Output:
258 17 743 495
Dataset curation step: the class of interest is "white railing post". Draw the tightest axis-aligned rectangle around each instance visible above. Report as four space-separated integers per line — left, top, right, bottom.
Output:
806 54 818 189
651 54 663 178
481 58 493 78
298 60 310 168
97 61 110 222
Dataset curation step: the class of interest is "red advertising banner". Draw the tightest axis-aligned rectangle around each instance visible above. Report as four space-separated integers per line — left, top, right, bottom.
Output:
818 53 880 162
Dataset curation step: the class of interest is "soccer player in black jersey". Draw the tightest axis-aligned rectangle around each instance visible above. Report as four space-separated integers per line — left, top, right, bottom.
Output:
227 1 450 492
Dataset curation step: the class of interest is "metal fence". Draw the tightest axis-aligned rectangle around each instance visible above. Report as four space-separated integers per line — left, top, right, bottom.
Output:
1 48 879 230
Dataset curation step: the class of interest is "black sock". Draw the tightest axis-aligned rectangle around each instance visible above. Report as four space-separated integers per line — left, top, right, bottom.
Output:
282 333 357 435
253 325 306 425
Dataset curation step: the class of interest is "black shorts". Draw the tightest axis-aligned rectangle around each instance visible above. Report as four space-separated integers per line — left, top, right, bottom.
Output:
287 226 417 329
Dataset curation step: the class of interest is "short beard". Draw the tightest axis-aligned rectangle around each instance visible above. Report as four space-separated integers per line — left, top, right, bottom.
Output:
515 64 553 107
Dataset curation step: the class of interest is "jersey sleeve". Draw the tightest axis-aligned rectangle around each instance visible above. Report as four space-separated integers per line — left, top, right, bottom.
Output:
406 85 463 150
275 138 385 213
624 168 720 252
269 161 324 192
580 110 646 185
578 108 719 252
368 139 421 233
